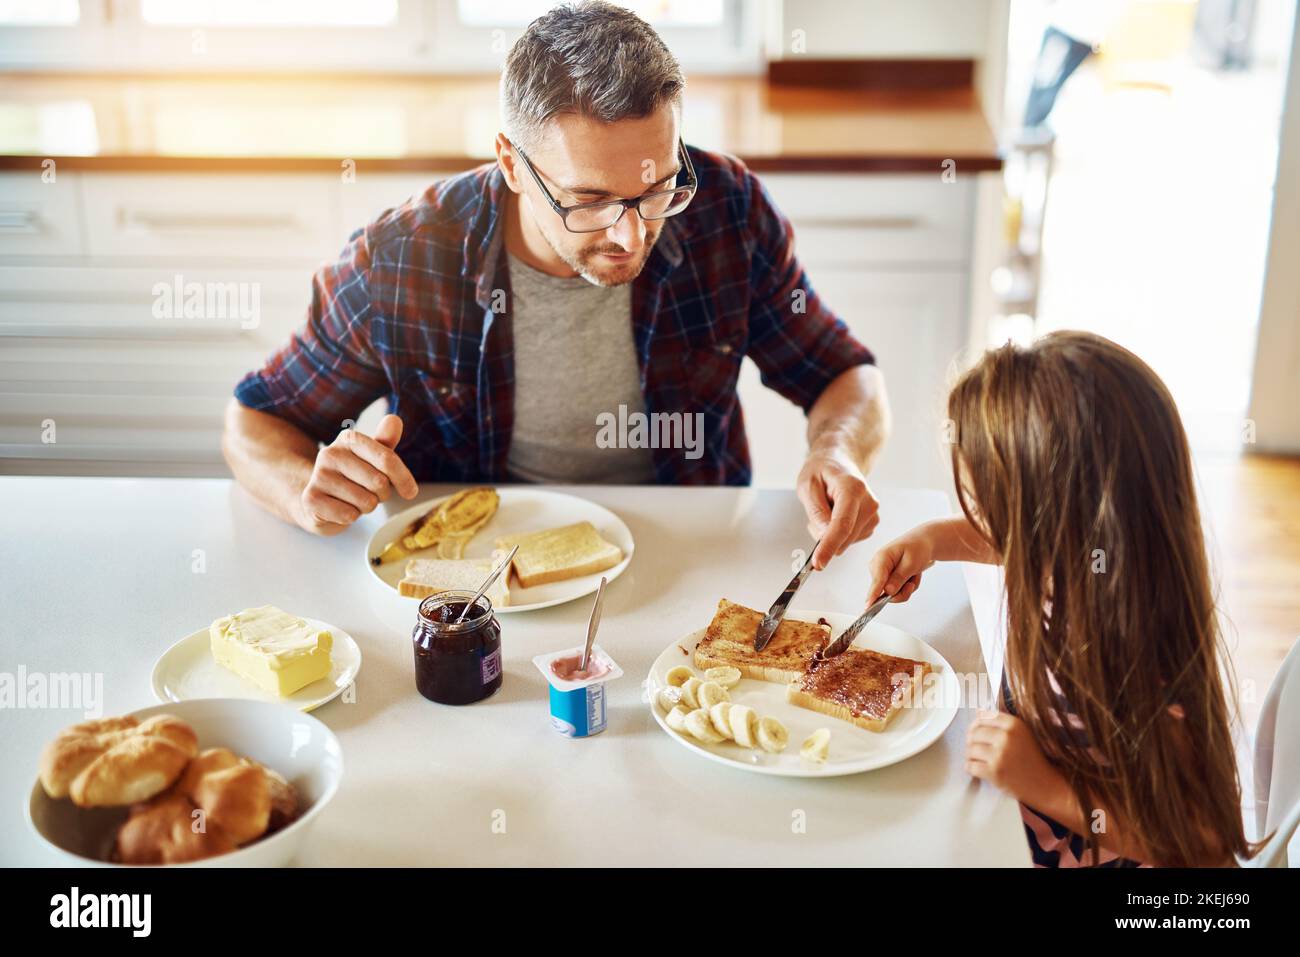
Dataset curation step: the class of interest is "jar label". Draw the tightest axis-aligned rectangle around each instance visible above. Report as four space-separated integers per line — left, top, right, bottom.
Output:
480 647 502 685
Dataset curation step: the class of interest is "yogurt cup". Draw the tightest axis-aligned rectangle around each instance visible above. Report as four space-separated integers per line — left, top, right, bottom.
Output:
532 644 623 738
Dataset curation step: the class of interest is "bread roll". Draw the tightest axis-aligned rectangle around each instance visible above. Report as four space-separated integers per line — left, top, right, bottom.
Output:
115 793 236 865
40 714 198 807
179 748 271 845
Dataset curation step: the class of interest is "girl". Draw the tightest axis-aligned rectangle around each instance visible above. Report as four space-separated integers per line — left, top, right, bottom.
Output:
867 331 1254 866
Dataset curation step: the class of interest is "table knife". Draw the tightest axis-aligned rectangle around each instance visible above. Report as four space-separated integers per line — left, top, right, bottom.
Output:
754 539 820 651
821 591 893 658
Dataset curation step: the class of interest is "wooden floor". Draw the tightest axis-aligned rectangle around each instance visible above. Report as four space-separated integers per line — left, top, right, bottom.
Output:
1196 452 1300 731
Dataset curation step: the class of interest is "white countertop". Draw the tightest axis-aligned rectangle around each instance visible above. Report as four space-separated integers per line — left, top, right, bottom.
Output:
0 477 1027 867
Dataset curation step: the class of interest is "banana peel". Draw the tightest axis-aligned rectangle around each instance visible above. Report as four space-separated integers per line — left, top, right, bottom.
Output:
371 487 499 565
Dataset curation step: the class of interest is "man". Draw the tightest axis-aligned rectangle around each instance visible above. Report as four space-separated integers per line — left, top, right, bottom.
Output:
223 1 889 570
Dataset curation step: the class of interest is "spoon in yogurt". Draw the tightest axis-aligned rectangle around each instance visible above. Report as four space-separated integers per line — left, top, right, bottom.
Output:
579 576 608 671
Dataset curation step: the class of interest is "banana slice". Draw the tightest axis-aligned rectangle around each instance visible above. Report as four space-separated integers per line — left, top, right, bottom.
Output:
800 728 831 763
756 716 790 754
685 708 725 744
708 702 734 740
679 677 702 710
703 666 741 689
696 680 730 710
665 705 690 732
656 687 682 712
728 704 758 748
665 666 695 688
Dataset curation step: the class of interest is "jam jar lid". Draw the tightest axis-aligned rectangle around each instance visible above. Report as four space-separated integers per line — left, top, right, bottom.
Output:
416 590 496 632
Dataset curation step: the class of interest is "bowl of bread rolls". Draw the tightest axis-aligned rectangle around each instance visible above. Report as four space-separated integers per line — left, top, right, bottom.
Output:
26 698 343 866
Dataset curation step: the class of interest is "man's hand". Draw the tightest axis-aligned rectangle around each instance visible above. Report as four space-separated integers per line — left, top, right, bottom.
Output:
796 448 880 569
296 414 419 535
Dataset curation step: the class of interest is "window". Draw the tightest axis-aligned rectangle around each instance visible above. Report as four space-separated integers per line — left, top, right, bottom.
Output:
0 0 762 73
0 0 80 26
138 0 399 28
444 0 759 72
456 0 725 28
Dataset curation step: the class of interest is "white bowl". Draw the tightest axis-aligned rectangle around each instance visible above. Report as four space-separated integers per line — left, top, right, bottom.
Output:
25 698 344 867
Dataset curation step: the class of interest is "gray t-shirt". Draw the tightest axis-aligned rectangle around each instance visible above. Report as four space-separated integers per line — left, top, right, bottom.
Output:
505 252 656 484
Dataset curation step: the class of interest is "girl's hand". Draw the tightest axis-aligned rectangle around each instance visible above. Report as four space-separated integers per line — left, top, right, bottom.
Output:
865 527 937 604
965 710 1066 805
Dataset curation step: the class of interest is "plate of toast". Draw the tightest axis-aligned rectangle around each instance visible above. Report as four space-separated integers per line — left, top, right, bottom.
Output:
648 600 959 777
365 486 634 613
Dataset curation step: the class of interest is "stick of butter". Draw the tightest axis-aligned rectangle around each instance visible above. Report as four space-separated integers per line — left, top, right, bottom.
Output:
209 606 333 697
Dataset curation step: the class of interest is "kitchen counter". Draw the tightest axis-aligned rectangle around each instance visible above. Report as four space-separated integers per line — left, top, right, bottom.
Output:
0 73 1002 173
0 477 1026 867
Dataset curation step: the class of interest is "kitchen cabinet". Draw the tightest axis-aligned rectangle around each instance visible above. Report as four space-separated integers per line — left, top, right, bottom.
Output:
0 171 84 258
746 173 974 491
0 169 977 490
740 268 969 491
0 170 452 475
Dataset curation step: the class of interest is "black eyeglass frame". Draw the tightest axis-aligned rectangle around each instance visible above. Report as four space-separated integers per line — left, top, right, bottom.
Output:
512 138 698 233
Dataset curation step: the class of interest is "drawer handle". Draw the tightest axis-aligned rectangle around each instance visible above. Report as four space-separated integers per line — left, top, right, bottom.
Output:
0 210 40 233
119 210 298 232
0 321 252 341
797 216 922 230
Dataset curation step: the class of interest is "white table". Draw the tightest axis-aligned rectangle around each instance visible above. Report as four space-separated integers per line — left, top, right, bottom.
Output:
0 477 1028 866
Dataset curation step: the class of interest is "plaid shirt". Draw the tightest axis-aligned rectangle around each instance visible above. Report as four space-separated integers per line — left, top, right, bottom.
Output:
234 147 874 485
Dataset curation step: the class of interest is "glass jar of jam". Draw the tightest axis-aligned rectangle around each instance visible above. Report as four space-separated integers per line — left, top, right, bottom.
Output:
412 591 503 705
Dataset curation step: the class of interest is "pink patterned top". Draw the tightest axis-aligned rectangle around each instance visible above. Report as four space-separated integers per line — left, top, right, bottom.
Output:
1001 673 1163 868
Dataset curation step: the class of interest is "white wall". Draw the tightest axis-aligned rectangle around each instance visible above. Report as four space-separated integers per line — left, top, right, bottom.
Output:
1247 2 1300 453
771 0 994 58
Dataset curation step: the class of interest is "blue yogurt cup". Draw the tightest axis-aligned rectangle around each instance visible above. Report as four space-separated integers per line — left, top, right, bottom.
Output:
533 645 624 737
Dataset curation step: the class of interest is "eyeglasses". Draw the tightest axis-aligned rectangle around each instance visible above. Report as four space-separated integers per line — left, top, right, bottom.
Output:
513 138 697 233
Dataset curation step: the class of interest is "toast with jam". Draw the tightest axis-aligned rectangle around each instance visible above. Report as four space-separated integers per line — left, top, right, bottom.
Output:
786 647 931 731
693 599 831 683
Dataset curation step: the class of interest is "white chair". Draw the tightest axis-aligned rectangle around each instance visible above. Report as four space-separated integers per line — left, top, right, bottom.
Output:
1249 637 1300 867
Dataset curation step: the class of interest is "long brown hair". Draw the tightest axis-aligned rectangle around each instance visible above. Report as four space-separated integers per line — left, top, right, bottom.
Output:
948 331 1252 865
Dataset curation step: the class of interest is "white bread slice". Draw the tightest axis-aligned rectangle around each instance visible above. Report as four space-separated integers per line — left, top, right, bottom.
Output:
399 558 510 608
692 599 830 684
493 521 622 589
786 648 931 731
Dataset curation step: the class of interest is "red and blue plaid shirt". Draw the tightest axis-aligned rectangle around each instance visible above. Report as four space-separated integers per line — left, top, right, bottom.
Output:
235 147 874 484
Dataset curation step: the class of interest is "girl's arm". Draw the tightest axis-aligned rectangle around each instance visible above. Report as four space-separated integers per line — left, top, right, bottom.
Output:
967 711 1163 864
926 515 1000 564
865 515 999 603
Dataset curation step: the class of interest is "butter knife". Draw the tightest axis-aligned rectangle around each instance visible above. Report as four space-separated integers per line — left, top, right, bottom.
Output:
821 591 893 658
754 540 821 651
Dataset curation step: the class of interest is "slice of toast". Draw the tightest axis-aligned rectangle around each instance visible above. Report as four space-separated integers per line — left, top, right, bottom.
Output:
398 558 510 607
494 521 622 589
693 599 831 684
786 647 931 731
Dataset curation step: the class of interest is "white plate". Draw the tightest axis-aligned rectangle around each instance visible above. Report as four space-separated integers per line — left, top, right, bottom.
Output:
151 618 361 713
365 488 634 613
648 609 959 777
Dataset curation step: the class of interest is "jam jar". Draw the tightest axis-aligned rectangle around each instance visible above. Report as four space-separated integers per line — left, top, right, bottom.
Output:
412 591 503 705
